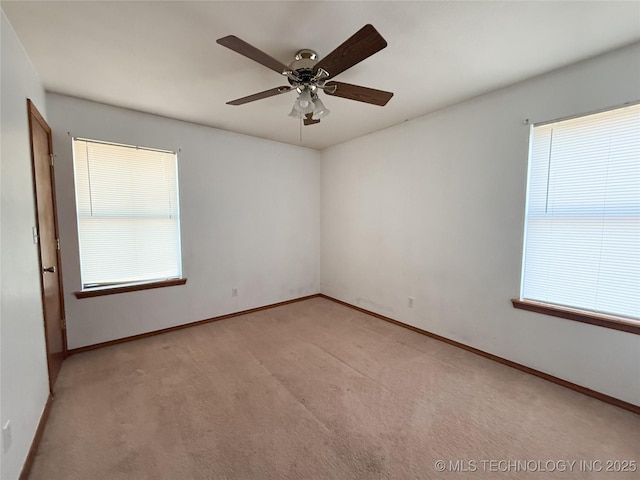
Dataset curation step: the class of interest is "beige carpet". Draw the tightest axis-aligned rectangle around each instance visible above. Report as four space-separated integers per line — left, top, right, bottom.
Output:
29 297 639 479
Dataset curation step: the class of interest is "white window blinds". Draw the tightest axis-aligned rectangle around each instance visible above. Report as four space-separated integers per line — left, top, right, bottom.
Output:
521 104 640 320
73 139 182 288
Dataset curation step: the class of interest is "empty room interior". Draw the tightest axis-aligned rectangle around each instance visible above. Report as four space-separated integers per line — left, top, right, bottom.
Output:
2 1 640 479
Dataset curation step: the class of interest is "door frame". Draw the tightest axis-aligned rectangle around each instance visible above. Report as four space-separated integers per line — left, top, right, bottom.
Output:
27 98 68 392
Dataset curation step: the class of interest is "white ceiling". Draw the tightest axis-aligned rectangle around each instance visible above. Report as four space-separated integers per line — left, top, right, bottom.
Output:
3 1 639 150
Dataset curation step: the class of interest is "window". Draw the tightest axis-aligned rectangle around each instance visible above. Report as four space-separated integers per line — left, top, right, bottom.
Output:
517 103 639 327
73 138 183 294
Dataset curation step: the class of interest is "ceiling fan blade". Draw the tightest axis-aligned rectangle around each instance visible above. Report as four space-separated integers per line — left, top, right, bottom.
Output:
226 86 293 106
304 113 320 126
324 81 393 106
314 24 387 79
217 35 290 75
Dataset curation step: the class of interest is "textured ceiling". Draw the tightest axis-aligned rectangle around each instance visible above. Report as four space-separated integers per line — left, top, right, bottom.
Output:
3 1 639 150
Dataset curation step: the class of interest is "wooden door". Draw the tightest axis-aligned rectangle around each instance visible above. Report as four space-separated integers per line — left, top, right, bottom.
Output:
28 99 67 392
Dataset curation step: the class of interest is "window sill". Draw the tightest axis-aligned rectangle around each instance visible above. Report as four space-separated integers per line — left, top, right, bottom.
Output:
74 278 187 299
511 299 640 335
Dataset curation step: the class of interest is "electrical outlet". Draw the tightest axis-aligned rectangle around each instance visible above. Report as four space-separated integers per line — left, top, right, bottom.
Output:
232 288 238 297
2 420 11 453
408 297 414 308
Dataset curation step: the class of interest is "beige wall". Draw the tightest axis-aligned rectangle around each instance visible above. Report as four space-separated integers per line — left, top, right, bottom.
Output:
320 42 640 406
1 11 51 480
46 94 321 349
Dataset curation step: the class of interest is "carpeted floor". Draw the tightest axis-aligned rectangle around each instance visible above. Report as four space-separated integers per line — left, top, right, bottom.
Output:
29 297 639 479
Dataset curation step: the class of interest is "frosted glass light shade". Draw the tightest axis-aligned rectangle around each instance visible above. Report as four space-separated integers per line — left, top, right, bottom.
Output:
288 106 303 118
311 97 330 120
296 89 315 114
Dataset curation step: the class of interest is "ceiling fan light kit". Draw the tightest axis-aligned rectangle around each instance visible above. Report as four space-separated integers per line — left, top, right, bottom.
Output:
288 81 331 120
216 24 394 126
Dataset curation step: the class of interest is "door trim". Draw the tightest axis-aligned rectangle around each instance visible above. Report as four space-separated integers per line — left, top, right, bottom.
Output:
27 98 68 392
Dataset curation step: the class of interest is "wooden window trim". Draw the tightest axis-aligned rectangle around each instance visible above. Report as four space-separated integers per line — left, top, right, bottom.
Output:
74 278 187 299
512 299 640 335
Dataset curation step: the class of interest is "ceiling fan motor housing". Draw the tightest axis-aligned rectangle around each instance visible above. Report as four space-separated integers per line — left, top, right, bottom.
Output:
288 49 319 85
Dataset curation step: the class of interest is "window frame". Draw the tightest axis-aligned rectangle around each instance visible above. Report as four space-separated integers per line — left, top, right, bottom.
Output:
74 278 186 299
511 299 640 335
71 137 186 298
513 102 640 335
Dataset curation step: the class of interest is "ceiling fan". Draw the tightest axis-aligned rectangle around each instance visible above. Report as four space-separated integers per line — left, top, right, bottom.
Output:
216 24 393 126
